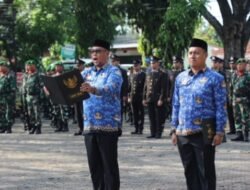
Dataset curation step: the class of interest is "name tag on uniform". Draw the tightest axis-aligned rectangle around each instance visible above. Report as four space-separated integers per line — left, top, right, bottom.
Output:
199 77 208 84
181 78 189 85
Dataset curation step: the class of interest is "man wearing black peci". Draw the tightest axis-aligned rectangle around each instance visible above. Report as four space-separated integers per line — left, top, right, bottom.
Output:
171 38 227 190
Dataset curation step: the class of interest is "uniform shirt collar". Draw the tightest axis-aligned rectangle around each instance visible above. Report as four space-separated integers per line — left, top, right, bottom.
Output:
93 63 109 72
188 67 207 76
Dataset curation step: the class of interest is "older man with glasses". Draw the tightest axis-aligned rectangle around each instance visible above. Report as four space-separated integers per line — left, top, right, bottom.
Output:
80 39 123 190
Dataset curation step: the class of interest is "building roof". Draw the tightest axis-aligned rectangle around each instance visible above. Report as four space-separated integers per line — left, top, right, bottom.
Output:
112 34 139 49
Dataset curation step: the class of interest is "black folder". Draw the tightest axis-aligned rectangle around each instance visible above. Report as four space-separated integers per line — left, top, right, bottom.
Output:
201 119 216 144
41 69 89 105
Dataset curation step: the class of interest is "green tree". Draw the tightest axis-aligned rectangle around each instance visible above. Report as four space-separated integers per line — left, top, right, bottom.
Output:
15 0 76 63
116 0 250 66
194 20 223 47
75 0 117 55
112 0 168 57
202 0 250 63
158 0 203 63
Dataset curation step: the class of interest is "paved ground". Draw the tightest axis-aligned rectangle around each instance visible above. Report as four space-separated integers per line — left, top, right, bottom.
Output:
0 117 249 190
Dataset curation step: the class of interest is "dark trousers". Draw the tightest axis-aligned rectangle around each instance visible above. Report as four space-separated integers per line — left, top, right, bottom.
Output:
204 145 216 190
177 133 210 190
75 101 83 131
84 134 120 190
227 101 235 133
131 99 144 132
148 102 165 136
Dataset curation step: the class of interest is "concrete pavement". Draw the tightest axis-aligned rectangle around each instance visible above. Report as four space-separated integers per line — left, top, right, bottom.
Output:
0 118 249 190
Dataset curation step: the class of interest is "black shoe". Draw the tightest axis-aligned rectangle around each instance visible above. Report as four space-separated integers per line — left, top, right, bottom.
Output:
74 131 83 136
231 131 244 141
243 131 249 142
138 130 143 135
54 128 63 132
6 129 12 134
155 134 162 139
227 131 236 135
35 129 41 134
147 135 155 138
29 126 37 134
0 129 6 133
131 131 138 135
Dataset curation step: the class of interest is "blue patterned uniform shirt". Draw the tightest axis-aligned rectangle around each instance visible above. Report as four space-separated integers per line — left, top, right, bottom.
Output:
81 63 123 134
171 68 227 136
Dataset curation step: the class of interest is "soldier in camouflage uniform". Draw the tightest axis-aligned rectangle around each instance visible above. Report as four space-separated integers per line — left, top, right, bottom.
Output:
50 62 70 132
231 58 250 142
0 59 16 133
22 60 43 134
6 64 16 131
225 57 237 134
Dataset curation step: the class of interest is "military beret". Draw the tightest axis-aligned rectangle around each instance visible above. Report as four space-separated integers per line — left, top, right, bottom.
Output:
25 59 37 66
190 38 207 52
236 58 247 64
0 58 8 67
53 61 63 66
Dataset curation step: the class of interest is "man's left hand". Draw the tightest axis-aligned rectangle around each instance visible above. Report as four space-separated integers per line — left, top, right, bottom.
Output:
212 134 223 146
81 83 95 94
157 100 163 106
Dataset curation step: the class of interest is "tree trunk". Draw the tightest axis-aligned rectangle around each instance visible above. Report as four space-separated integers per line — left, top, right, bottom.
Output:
222 20 246 67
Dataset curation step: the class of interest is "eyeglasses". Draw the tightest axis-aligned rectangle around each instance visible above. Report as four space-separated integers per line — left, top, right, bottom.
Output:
89 48 106 54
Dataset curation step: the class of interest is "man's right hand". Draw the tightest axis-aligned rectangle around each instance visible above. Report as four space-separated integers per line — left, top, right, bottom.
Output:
171 133 177 145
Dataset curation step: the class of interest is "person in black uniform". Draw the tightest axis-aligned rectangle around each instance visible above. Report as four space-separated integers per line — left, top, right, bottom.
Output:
74 58 85 136
168 56 185 119
111 55 128 127
143 56 168 138
128 59 146 134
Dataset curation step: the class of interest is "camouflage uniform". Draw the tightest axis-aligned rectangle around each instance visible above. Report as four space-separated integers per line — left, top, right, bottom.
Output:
0 60 16 133
6 71 16 130
231 59 250 142
23 60 43 134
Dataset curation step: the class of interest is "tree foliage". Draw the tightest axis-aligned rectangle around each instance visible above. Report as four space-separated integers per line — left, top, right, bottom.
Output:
75 0 117 55
112 0 168 57
15 0 76 63
194 20 223 47
202 0 250 63
158 0 204 63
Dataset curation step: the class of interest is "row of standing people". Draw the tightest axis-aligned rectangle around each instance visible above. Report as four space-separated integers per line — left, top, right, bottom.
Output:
210 56 250 142
0 58 84 135
125 55 184 139
125 53 250 142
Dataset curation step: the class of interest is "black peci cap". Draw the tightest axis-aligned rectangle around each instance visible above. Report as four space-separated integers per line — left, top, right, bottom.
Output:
92 39 110 50
189 38 208 52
